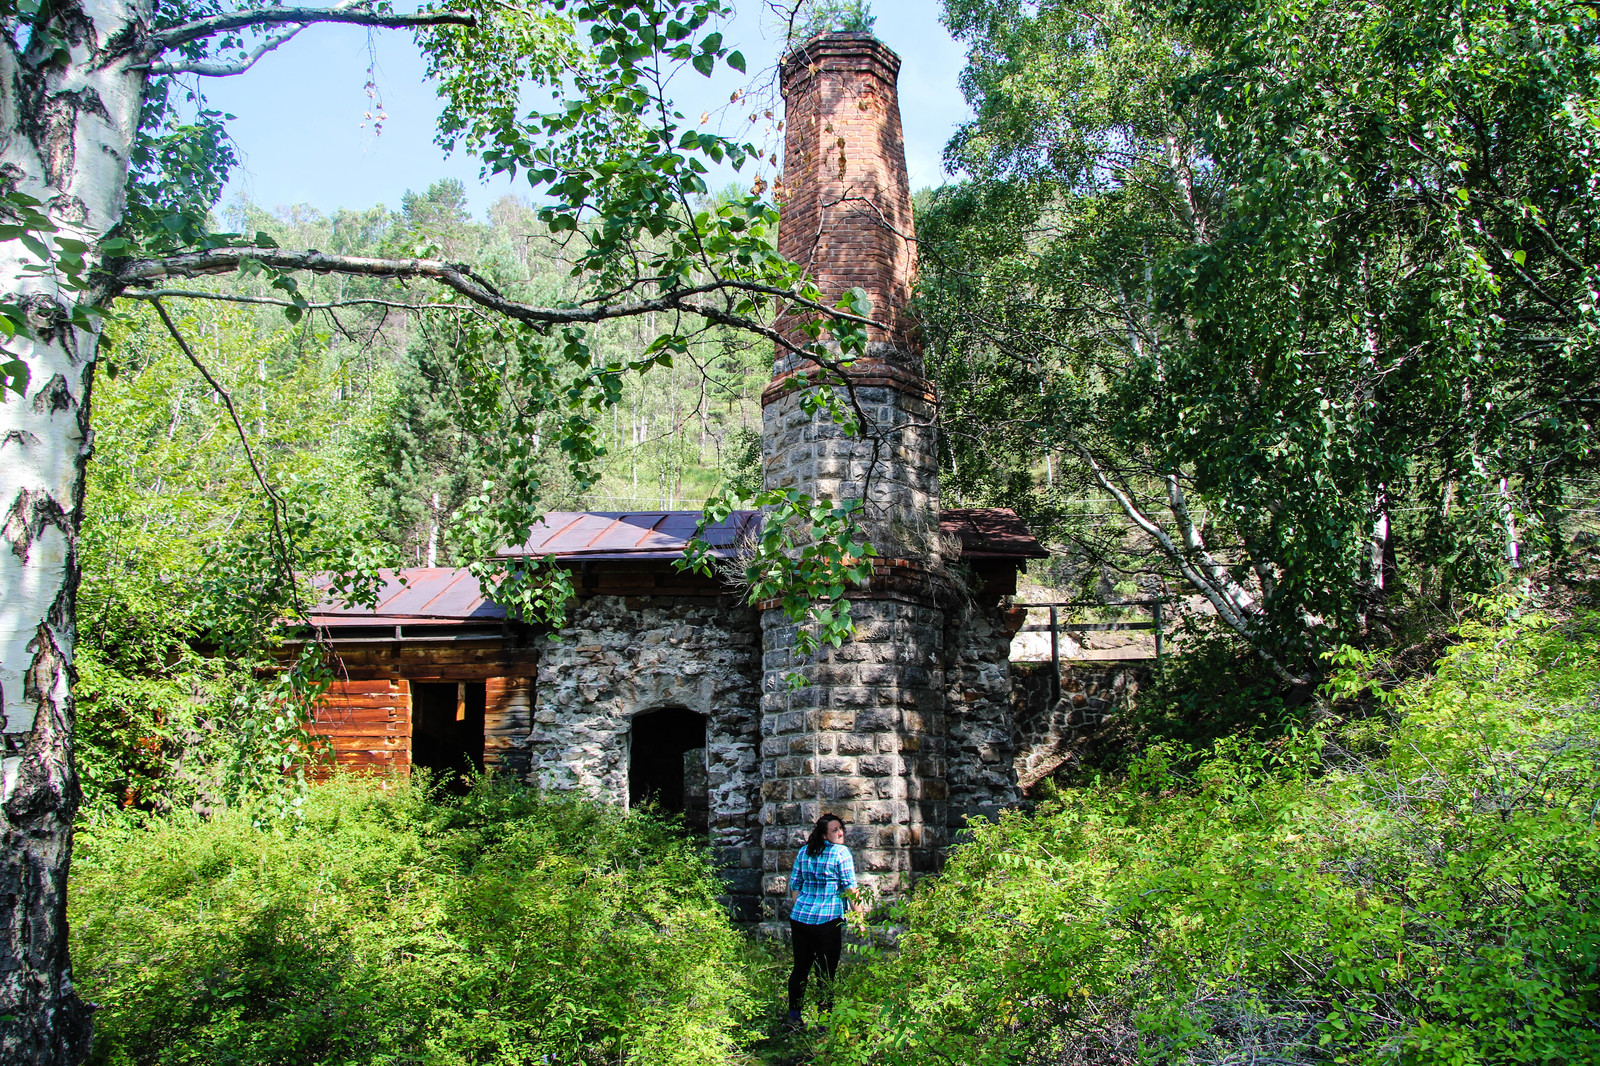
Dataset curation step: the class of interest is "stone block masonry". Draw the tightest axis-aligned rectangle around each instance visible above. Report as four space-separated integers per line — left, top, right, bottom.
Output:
528 595 765 915
760 380 939 559
759 599 948 911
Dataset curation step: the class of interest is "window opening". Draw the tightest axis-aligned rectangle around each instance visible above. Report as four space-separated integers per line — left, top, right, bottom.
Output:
411 681 485 792
628 707 708 834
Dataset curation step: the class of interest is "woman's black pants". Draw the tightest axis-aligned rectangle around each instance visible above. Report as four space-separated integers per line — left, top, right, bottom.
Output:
788 918 843 1014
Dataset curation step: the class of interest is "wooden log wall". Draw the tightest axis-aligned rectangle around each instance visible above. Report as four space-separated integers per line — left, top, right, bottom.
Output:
484 677 533 775
312 677 410 776
309 639 539 778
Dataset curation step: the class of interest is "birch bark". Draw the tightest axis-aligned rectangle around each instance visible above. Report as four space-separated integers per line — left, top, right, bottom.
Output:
0 0 150 1059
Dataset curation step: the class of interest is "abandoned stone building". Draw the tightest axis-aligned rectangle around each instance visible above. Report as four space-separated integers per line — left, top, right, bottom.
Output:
305 32 1135 920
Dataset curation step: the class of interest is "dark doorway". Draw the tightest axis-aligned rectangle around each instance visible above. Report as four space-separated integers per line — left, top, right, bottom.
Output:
411 681 485 791
628 708 708 834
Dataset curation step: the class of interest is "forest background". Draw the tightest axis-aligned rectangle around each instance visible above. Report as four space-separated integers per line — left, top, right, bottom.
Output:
76 179 784 811
7 0 1599 1061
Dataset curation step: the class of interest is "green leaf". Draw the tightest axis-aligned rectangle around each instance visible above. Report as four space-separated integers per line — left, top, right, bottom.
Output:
727 50 745 73
0 357 30 400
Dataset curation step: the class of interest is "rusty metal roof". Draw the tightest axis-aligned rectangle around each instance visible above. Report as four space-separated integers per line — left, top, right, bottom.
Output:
307 508 1044 627
307 568 505 628
497 510 762 561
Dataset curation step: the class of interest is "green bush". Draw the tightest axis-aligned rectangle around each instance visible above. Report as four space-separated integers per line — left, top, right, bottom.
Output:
824 612 1600 1065
71 776 753 1066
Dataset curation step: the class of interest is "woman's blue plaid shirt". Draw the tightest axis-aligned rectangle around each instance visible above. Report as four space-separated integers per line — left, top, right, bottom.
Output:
789 842 857 924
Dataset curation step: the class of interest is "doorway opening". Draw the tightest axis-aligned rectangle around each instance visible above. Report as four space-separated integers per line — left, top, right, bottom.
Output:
628 707 708 834
411 681 485 792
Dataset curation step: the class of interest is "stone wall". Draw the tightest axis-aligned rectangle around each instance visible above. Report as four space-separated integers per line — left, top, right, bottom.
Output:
759 597 948 918
1011 661 1149 790
943 597 1022 827
760 377 940 558
527 594 764 914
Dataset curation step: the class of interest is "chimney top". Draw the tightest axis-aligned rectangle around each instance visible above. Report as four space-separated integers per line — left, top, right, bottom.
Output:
780 31 902 95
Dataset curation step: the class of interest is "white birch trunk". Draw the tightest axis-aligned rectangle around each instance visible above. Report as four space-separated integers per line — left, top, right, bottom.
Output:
1370 485 1389 593
0 1 150 1059
1067 436 1310 684
426 491 440 567
1500 476 1520 568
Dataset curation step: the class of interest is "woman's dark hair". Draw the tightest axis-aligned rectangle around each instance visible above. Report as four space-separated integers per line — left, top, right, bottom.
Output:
806 813 843 857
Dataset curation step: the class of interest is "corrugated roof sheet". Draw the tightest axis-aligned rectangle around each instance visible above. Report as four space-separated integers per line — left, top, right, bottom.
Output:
497 510 762 561
307 568 505 628
307 507 1045 627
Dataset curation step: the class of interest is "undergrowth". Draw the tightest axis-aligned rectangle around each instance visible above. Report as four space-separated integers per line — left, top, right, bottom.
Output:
69 611 1600 1064
819 611 1600 1064
71 776 753 1066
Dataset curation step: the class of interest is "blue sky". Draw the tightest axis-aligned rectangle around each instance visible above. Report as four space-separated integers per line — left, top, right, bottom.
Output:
204 0 973 220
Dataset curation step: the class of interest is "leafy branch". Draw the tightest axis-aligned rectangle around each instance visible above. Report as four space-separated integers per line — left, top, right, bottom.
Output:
681 489 877 684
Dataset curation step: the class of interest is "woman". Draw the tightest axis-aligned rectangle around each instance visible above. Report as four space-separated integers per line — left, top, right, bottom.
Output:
786 812 857 1029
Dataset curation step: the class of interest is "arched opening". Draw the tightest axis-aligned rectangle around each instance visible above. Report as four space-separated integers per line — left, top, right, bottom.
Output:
628 707 708 834
410 681 485 793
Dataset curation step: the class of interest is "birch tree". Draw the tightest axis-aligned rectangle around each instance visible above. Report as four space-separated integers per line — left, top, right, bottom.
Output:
0 0 877 1058
925 0 1600 682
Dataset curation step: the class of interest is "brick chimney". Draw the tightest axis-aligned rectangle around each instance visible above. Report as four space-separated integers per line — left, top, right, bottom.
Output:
774 31 920 367
758 32 947 921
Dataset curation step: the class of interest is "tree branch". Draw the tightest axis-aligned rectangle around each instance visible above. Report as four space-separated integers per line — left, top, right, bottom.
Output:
146 5 474 53
123 287 464 312
113 246 898 516
148 23 305 76
150 298 306 618
111 247 878 344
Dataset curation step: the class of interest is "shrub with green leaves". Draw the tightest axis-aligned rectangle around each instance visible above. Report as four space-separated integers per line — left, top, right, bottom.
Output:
71 777 753 1066
824 612 1600 1065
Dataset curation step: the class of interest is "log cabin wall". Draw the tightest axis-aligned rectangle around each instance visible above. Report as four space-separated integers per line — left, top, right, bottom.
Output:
312 676 410 776
310 638 539 779
484 676 534 774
